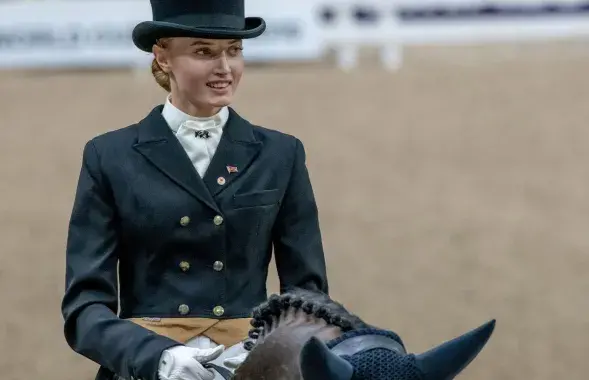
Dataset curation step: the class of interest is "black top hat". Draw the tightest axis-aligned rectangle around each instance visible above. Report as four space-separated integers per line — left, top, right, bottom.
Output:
132 0 266 52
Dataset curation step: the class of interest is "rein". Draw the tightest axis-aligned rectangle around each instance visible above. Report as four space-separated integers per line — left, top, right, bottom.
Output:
204 362 234 380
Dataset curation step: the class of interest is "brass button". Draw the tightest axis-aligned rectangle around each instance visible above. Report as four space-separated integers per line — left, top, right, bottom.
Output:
178 304 190 315
213 305 225 317
213 215 224 226
217 177 226 185
213 261 224 271
179 261 190 272
179 216 190 226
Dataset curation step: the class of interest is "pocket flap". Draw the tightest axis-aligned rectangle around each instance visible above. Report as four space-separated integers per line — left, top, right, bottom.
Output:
233 189 282 208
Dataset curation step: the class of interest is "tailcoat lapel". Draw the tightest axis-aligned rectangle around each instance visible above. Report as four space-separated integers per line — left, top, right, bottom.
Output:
132 105 220 213
202 108 262 197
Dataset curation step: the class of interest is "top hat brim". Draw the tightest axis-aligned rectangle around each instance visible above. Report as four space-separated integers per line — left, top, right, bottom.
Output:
132 17 266 52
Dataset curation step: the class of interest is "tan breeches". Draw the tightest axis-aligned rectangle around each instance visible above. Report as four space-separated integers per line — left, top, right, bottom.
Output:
127 317 252 346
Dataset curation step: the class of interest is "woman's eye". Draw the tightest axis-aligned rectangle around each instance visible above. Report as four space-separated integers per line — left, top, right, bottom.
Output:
229 46 243 55
195 49 210 55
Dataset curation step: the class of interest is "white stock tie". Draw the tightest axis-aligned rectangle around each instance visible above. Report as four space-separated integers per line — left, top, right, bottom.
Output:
175 119 223 178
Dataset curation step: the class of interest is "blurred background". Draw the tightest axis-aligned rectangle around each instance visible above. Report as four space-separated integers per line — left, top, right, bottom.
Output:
1 0 588 379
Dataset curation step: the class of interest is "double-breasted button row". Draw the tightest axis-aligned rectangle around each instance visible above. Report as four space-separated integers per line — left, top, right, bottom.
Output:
178 304 224 316
179 260 223 272
180 215 224 226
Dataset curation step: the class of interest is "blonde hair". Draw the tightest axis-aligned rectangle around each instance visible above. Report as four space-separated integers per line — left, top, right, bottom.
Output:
152 39 171 92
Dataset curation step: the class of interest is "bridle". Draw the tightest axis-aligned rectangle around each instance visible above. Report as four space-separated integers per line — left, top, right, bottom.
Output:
330 333 406 356
206 334 405 380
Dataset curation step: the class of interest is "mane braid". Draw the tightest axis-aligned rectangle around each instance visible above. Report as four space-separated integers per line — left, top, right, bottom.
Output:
243 289 366 351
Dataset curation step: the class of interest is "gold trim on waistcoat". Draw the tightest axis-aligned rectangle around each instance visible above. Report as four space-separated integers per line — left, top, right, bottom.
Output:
127 317 252 347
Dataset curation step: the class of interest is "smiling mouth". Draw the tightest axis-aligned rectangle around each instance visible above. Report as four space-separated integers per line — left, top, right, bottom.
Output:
207 81 232 89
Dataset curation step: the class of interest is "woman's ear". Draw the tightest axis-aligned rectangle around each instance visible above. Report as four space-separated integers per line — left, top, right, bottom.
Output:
153 43 171 73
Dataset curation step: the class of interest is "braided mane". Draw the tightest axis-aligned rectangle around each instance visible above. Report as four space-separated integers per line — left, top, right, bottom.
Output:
234 288 497 380
233 288 369 380
242 288 370 350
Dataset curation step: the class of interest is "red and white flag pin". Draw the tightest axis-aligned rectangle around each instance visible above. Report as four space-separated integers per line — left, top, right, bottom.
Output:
226 165 238 174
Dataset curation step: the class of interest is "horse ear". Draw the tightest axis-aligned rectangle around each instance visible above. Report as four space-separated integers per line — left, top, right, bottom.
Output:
300 336 354 380
415 319 496 380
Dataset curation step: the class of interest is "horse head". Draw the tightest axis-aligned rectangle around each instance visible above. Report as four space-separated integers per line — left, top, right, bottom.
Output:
233 288 495 380
299 319 495 380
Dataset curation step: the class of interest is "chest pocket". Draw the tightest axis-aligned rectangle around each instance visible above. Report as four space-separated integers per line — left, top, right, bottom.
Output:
232 189 282 209
231 189 282 245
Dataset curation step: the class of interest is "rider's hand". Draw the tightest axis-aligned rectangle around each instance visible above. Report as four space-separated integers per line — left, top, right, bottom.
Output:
158 345 225 380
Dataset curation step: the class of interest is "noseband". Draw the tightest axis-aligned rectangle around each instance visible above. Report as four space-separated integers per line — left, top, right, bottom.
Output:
330 333 406 356
210 334 405 380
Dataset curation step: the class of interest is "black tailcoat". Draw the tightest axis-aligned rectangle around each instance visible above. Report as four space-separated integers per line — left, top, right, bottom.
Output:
61 105 328 380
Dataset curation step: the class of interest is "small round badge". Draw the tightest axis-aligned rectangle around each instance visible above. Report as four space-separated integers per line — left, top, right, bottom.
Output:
217 177 226 185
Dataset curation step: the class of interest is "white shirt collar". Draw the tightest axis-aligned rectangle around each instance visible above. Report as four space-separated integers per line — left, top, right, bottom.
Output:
161 95 229 133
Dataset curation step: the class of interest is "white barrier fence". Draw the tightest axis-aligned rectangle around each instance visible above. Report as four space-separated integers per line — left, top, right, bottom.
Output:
317 0 589 69
1 0 589 70
0 0 323 69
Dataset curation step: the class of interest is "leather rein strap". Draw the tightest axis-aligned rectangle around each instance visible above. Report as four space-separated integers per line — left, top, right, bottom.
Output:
204 363 234 380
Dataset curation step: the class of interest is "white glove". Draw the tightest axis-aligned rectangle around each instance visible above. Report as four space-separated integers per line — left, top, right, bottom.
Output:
223 352 249 369
158 345 225 380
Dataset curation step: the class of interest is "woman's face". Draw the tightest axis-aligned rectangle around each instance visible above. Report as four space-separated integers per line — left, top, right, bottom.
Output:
154 37 245 116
